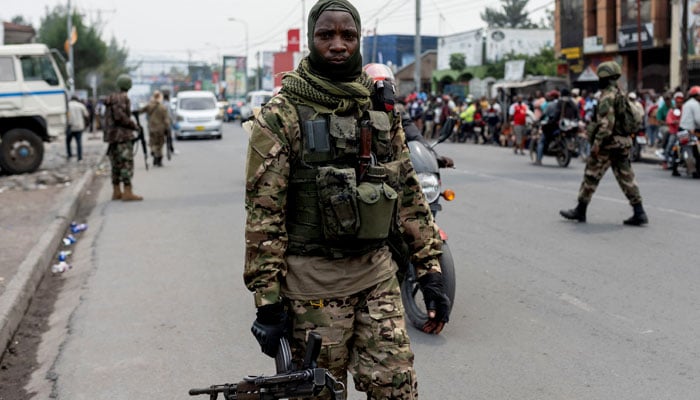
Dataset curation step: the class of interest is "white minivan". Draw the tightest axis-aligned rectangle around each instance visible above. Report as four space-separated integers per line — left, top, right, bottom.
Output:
239 90 273 121
173 90 223 140
0 43 68 173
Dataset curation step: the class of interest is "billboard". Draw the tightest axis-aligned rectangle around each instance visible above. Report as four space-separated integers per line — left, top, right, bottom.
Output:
689 0 700 59
223 56 247 99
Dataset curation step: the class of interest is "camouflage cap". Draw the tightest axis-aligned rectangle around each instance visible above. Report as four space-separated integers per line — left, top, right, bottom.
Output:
597 61 621 79
116 74 132 91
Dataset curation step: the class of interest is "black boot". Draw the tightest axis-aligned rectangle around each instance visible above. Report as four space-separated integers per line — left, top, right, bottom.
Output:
560 201 588 222
623 203 648 226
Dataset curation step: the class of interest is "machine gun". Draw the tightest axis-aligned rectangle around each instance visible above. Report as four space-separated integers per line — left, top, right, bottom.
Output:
131 110 149 170
189 332 344 400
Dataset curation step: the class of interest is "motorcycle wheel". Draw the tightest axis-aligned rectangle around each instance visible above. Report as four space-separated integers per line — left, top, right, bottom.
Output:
556 143 571 167
401 242 456 331
528 135 538 162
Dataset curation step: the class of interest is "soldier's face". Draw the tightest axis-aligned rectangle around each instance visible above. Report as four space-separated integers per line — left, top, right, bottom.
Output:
313 11 358 66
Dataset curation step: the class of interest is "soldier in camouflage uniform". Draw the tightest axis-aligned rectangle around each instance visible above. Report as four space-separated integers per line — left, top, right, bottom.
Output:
104 74 143 201
243 1 450 398
139 90 170 167
560 61 648 225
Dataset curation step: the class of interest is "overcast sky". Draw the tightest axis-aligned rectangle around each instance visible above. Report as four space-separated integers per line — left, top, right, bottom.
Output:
3 0 552 63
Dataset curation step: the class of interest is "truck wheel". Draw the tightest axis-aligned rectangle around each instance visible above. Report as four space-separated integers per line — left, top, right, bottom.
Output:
0 128 45 174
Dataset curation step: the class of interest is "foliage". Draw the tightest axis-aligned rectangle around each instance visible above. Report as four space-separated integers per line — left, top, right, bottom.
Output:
481 0 538 29
449 53 467 71
10 15 32 26
96 37 132 95
483 46 558 79
36 5 111 93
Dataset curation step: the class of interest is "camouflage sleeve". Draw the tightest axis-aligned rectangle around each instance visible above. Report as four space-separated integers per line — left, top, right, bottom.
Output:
593 94 615 144
390 113 443 278
113 94 137 130
244 96 295 307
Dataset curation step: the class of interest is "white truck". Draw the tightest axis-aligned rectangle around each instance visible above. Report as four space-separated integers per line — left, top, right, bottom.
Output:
0 43 68 174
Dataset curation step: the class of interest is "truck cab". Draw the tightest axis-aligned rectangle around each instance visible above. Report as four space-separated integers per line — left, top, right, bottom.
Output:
0 43 68 174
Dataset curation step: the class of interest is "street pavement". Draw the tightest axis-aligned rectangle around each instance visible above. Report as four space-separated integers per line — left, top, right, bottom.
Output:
0 131 665 357
0 131 108 356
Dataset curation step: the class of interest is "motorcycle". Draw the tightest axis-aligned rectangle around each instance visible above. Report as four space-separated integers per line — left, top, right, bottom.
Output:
629 129 647 162
529 118 580 167
398 117 457 331
669 130 700 178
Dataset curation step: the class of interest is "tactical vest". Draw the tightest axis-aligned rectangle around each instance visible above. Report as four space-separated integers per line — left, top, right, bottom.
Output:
286 105 400 258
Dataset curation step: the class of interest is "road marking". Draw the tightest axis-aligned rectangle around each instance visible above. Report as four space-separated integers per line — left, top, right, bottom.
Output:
559 293 595 313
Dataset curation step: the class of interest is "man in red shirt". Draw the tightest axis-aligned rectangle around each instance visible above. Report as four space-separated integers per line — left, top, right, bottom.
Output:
510 95 528 154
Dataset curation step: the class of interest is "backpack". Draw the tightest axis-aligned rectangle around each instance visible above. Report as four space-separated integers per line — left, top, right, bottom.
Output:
614 93 644 136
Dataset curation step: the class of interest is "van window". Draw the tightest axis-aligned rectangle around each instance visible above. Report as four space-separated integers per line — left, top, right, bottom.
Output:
20 54 59 86
0 57 15 81
179 97 216 110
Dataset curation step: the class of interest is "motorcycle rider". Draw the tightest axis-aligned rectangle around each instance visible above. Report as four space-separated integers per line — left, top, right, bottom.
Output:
678 86 700 178
363 63 455 169
534 88 579 165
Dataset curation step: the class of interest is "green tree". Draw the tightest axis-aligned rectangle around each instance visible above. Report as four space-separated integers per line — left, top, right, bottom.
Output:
96 37 132 95
36 5 108 91
481 0 537 29
10 15 32 26
484 46 557 79
449 53 466 71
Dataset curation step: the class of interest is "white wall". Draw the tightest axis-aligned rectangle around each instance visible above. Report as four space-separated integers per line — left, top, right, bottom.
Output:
437 28 554 70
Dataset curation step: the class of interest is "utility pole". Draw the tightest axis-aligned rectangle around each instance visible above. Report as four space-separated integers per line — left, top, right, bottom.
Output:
301 0 306 54
681 0 689 92
414 0 421 93
635 0 643 91
67 0 75 94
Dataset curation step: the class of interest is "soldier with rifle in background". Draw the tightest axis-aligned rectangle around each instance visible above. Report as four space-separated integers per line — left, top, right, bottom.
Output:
104 74 144 201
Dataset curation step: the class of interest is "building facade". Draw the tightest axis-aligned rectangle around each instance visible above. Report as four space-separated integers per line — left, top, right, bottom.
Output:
555 0 687 93
437 28 554 70
362 34 438 69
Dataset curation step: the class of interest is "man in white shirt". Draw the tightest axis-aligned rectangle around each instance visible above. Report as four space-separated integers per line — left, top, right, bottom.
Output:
679 86 700 178
67 95 89 161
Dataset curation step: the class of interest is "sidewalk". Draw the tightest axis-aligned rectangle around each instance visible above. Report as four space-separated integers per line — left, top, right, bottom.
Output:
0 132 108 355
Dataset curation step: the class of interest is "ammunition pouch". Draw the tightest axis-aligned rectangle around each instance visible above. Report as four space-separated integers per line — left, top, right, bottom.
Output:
356 179 397 240
317 166 360 239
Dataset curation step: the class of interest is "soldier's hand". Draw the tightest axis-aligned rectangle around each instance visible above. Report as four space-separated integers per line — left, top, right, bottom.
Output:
590 142 600 158
417 272 450 334
251 303 288 357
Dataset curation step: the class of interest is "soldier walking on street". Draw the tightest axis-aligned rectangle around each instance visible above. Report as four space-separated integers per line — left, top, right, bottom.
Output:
560 61 647 225
139 90 170 167
243 1 450 398
104 74 143 201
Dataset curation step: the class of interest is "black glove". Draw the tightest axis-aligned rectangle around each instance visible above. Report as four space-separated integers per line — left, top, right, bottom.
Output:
437 155 454 168
251 303 288 357
417 272 450 334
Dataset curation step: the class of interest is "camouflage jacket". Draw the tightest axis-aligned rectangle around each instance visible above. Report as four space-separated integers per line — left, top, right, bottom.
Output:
104 92 137 143
140 100 170 133
588 84 632 147
244 95 442 307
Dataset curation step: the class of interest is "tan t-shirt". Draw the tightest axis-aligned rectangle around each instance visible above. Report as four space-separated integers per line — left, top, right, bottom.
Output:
281 246 397 300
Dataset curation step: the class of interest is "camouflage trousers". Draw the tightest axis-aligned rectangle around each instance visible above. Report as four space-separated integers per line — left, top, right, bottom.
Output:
288 275 417 400
149 129 165 158
577 143 642 205
108 141 135 186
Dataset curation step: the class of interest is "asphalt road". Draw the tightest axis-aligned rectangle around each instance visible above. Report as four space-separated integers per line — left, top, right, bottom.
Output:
19 122 700 399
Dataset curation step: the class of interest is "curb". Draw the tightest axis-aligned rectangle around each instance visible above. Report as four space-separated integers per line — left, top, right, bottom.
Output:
0 158 103 356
